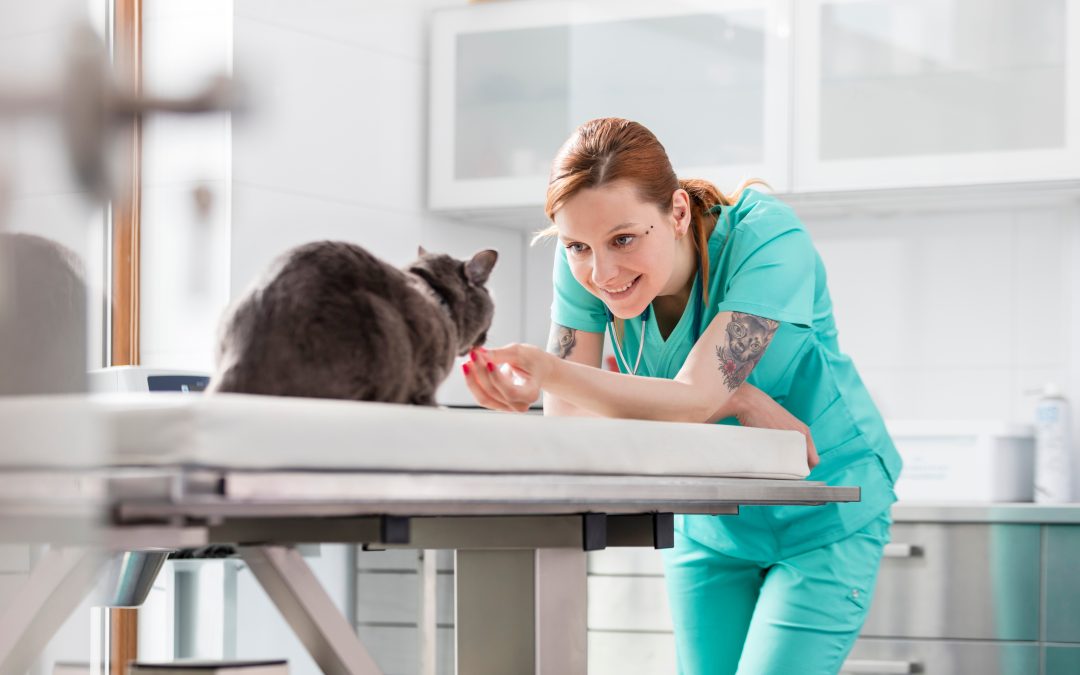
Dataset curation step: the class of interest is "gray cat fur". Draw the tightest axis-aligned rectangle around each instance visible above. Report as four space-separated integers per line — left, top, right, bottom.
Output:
208 241 497 405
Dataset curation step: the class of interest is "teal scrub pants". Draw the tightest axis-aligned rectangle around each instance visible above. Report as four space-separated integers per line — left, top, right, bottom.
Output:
661 509 892 675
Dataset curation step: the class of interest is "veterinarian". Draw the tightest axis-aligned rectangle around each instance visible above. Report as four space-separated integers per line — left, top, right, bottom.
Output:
463 117 902 675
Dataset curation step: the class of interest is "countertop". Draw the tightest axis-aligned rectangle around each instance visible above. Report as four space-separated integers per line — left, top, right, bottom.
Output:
892 502 1080 524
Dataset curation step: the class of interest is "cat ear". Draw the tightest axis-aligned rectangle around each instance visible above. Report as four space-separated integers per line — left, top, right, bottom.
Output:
465 249 498 285
417 245 429 257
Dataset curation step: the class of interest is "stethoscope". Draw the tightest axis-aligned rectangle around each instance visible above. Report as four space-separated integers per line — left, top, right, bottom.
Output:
605 269 705 376
606 305 650 376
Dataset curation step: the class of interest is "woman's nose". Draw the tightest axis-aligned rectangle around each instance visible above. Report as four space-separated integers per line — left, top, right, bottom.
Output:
591 255 619 286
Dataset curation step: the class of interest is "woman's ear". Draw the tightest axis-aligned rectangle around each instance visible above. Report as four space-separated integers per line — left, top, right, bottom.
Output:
672 189 692 238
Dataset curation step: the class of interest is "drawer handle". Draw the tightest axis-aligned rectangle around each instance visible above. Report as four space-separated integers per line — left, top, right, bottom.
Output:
841 658 921 674
883 543 923 558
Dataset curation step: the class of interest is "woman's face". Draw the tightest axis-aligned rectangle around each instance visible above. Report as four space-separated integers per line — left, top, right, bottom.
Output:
554 181 688 319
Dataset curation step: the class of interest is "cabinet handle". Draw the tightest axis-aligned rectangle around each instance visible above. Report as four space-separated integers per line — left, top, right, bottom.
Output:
883 543 923 558
841 659 920 673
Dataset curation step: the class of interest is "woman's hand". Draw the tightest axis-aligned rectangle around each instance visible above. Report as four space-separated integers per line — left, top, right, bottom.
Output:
462 345 555 413
728 384 820 469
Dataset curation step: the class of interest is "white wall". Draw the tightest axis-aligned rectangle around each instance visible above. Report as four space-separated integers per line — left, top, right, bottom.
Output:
140 0 234 372
140 0 527 402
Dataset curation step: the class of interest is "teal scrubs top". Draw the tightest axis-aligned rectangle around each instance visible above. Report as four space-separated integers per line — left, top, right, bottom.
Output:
551 189 902 560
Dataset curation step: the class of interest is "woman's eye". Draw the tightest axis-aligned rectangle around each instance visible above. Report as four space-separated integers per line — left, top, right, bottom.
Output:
566 242 588 255
613 235 635 247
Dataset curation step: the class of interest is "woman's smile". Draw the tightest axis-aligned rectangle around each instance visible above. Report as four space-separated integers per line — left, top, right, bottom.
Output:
598 274 642 299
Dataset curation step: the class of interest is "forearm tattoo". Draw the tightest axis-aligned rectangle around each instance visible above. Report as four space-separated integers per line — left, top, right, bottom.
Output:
715 312 779 391
547 323 577 359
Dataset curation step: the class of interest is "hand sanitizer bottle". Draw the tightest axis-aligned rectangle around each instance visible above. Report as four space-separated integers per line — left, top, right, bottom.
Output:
1034 383 1072 503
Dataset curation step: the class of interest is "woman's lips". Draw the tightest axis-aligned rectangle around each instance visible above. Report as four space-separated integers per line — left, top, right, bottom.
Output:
600 274 641 299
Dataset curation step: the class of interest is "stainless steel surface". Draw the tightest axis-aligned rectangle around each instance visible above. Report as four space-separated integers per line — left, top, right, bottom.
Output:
1044 525 1080 643
239 546 384 675
0 547 107 675
418 550 438 675
844 638 1038 675
221 472 854 509
881 543 923 558
455 548 587 675
840 659 917 674
1045 645 1080 675
535 549 588 674
892 502 1080 524
457 550 534 675
97 549 169 607
862 523 1040 640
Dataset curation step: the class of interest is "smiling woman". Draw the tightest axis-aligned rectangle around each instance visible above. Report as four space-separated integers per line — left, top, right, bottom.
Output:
463 117 904 675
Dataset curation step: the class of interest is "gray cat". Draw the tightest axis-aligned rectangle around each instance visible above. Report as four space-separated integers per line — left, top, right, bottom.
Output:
208 241 497 405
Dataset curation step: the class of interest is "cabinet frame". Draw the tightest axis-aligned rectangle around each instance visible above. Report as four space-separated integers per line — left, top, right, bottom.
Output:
792 0 1080 192
429 0 793 211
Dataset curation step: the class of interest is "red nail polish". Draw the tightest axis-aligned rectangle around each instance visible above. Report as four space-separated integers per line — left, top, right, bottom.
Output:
487 361 495 372
469 350 477 361
463 363 471 376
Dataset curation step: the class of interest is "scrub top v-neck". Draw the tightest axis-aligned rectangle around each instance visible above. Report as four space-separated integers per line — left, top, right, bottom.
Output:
633 270 701 378
550 189 902 560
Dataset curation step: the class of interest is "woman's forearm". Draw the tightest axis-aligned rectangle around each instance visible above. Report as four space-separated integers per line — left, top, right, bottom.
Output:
544 354 740 423
542 392 603 417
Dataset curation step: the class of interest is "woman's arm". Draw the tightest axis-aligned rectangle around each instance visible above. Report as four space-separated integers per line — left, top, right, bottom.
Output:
541 323 604 417
475 311 777 423
466 311 819 467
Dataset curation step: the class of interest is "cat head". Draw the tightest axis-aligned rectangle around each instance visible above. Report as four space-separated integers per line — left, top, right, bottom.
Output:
410 247 498 356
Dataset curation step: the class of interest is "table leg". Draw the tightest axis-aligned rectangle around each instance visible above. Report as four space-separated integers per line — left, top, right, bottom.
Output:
0 547 106 675
455 548 587 675
239 546 384 675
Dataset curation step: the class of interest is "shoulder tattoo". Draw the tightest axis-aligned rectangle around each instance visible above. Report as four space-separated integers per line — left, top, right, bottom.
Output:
715 312 780 391
547 323 577 359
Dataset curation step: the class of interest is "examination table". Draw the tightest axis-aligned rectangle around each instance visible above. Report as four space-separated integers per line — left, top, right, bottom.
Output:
0 393 858 675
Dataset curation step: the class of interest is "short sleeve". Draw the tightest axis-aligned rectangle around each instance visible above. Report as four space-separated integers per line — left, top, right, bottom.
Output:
550 245 608 333
715 218 816 329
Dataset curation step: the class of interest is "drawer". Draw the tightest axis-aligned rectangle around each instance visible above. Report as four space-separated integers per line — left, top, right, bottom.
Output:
1045 645 1080 675
861 522 1039 640
1045 525 1080 643
588 631 675 675
843 638 1038 675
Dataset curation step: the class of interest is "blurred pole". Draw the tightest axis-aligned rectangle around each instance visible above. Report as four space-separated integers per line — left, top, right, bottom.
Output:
108 0 143 668
111 0 142 369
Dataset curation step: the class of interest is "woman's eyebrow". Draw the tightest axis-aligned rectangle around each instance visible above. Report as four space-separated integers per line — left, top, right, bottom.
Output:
604 221 639 235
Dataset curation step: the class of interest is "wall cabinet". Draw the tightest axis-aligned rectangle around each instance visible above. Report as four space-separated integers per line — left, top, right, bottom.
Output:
429 0 1080 213
794 0 1080 191
429 0 793 211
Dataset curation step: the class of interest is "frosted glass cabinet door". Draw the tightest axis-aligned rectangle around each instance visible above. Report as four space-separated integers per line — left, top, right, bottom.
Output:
429 0 791 211
794 0 1080 191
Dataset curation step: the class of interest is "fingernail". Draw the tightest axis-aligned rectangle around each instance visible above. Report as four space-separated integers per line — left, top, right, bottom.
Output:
469 350 477 361
463 363 471 376
487 361 494 372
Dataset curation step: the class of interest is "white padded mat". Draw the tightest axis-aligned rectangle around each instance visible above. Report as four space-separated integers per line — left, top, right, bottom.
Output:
0 393 809 480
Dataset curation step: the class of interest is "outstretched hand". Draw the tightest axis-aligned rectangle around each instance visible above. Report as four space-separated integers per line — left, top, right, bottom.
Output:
462 345 553 413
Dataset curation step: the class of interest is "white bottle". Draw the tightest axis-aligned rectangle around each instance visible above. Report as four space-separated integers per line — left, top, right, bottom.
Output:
1034 383 1072 503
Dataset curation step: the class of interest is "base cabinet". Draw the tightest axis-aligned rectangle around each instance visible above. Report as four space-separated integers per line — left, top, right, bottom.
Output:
842 639 1038 675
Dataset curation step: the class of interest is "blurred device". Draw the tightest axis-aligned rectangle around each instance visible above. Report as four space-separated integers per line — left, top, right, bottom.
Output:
89 366 210 393
888 421 1035 502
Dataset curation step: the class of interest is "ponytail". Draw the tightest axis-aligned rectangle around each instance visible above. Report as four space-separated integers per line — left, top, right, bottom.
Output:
678 177 770 306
